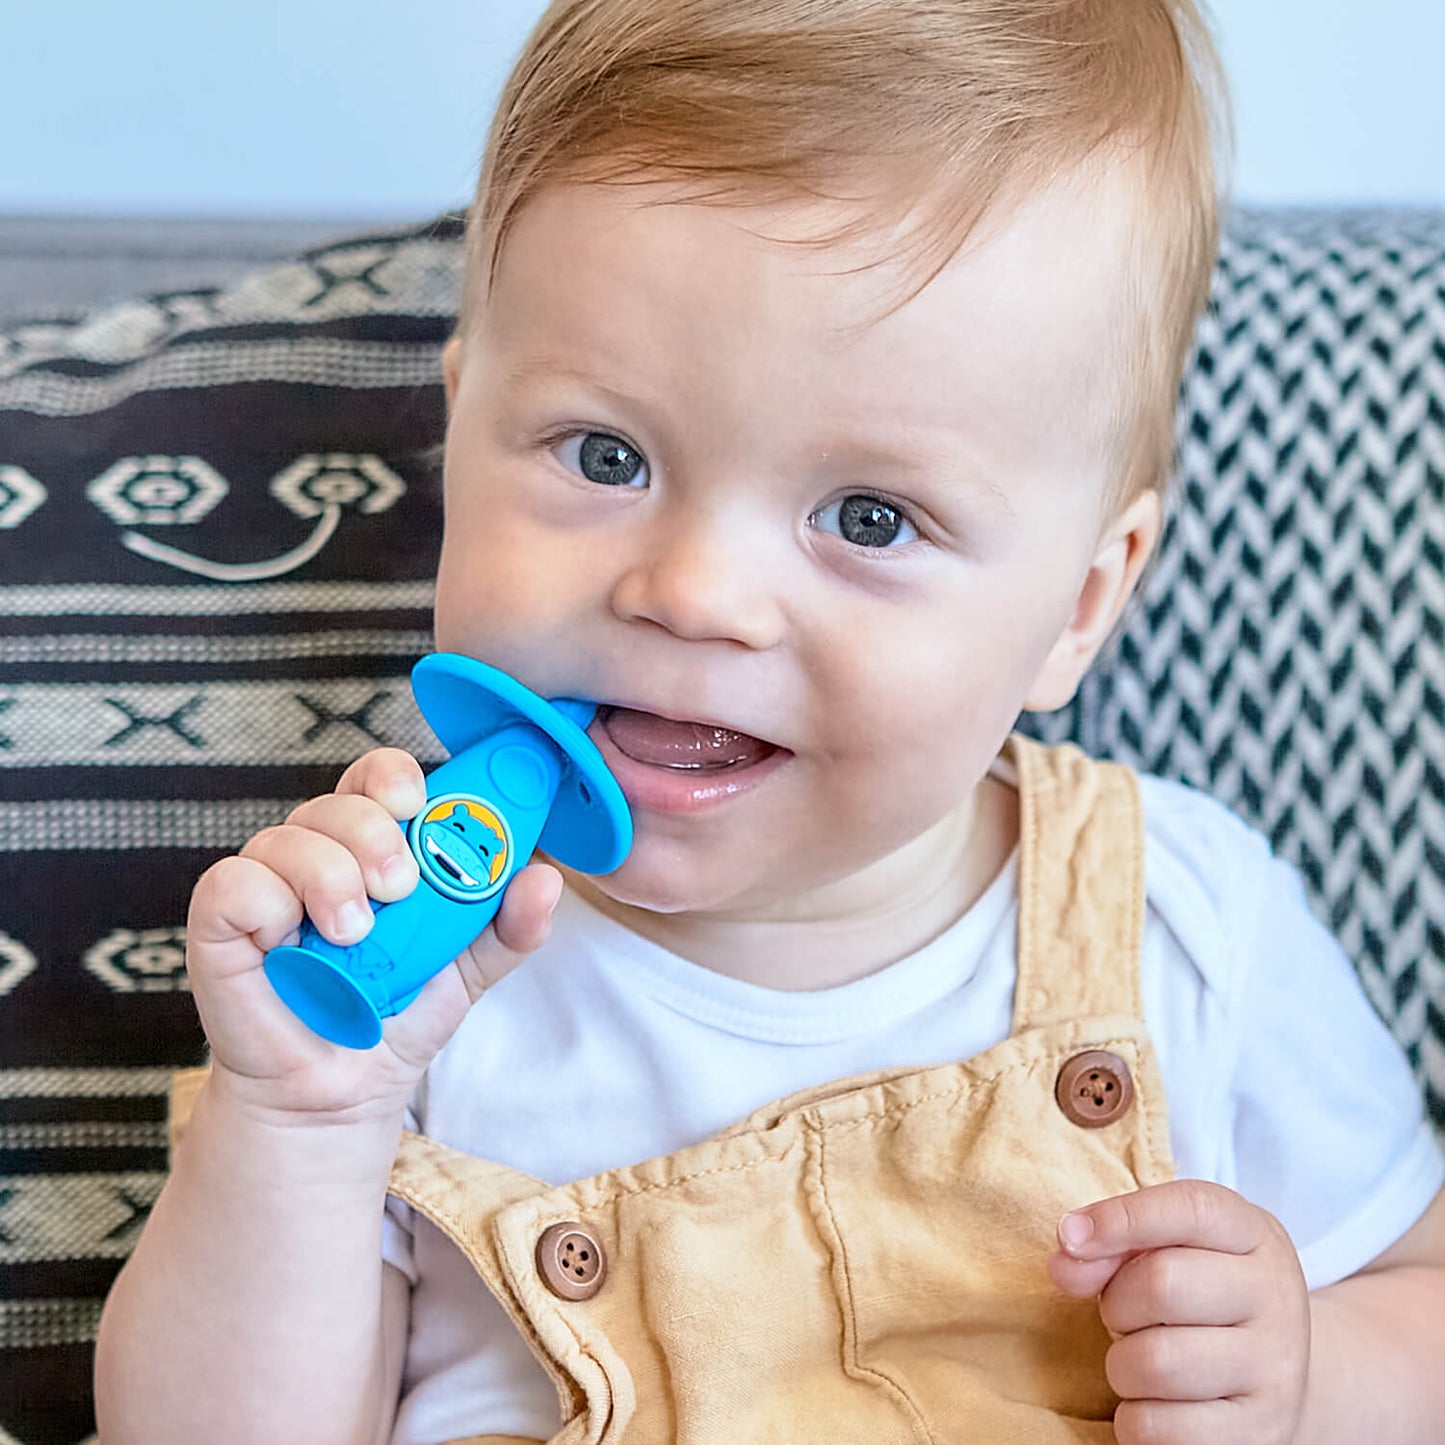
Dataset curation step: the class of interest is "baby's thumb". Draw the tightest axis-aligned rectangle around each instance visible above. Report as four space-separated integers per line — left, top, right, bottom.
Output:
466 862 565 993
382 863 564 1069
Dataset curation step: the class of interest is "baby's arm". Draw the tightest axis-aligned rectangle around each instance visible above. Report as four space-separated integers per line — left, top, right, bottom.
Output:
1300 1185 1445 1443
93 748 562 1445
1049 1178 1445 1444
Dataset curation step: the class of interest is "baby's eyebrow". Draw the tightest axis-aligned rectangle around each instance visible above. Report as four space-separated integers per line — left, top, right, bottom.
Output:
500 355 643 413
822 432 1016 514
500 356 576 388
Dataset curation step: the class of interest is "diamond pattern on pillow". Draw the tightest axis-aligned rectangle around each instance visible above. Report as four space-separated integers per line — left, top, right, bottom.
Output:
0 215 459 1445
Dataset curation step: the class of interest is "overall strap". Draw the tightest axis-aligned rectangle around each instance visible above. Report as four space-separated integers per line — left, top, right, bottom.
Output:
388 1130 550 1289
388 1131 586 1429
1004 734 1146 1033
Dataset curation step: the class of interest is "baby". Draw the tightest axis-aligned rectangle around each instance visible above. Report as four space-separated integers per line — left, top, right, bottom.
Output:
95 1 1445 1442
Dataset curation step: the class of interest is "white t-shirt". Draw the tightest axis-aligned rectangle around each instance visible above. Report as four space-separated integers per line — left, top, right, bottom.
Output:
383 773 1444 1445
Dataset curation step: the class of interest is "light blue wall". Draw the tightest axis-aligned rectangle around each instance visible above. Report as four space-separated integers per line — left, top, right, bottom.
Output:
0 0 540 220
0 0 1440 218
1209 0 1445 206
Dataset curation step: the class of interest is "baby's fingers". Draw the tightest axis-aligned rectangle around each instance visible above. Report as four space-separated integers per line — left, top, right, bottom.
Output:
186 855 333 1076
1096 1246 1257 1335
188 853 306 967
239 823 376 947
1058 1179 1268 1261
1105 1324 1252 1401
1112 1397 1250 1445
282 792 417 903
464 862 565 993
334 746 427 819
1047 1246 1133 1300
380 862 563 1069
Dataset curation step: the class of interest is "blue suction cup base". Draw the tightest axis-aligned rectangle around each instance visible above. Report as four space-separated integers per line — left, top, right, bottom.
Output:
264 946 384 1051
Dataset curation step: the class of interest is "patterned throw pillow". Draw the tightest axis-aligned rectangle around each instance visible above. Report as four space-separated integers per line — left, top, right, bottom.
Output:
0 216 460 1445
1027 208 1445 1136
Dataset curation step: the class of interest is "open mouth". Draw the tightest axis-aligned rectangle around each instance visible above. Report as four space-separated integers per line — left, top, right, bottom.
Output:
597 706 779 772
424 834 480 888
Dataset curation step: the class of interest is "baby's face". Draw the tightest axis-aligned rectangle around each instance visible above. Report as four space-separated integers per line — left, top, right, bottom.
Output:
437 173 1144 920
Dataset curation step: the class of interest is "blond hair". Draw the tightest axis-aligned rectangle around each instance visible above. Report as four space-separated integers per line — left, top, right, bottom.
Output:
464 0 1230 504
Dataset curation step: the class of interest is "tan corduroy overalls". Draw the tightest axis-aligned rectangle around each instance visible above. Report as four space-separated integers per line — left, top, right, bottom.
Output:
378 737 1175 1444
167 739 1171 1440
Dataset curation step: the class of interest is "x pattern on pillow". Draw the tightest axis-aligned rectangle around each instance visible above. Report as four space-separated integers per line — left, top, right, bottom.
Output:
0 216 460 1445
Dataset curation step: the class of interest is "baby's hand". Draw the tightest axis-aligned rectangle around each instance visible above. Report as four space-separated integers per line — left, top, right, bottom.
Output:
1047 1179 1309 1445
185 747 562 1120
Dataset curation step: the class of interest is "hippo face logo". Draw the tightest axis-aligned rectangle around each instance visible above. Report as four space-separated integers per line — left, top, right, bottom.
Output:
408 794 513 904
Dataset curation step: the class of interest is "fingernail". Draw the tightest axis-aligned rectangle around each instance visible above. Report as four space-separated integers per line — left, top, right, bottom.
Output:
1059 1212 1094 1252
336 900 373 942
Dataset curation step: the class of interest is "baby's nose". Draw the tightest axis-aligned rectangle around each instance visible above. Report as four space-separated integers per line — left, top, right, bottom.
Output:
609 515 785 650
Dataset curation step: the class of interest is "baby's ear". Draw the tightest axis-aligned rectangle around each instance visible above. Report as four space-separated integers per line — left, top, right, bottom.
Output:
442 335 465 410
1023 489 1161 713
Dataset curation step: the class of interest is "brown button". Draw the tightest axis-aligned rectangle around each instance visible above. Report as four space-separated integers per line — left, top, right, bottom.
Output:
536 1221 607 1301
1055 1050 1134 1129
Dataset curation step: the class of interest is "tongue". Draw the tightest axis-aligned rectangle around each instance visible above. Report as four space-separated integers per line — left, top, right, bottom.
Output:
601 708 774 770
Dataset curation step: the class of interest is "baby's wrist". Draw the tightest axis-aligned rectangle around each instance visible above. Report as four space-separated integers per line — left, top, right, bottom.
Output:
192 1064 410 1184
1293 1286 1351 1445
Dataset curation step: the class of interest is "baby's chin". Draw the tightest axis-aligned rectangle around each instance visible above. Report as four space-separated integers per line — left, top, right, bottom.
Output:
559 851 781 923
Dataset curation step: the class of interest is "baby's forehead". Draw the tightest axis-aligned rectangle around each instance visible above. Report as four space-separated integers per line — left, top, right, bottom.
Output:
487 164 1141 340
473 174 1132 507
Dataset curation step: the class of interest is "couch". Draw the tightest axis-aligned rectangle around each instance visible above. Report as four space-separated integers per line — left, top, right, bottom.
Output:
1 206 1442 1445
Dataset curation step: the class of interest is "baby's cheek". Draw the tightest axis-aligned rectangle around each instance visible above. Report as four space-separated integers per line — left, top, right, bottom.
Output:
435 525 583 653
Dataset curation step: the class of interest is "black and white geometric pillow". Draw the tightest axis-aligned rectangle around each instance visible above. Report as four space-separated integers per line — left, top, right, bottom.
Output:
1026 207 1445 1134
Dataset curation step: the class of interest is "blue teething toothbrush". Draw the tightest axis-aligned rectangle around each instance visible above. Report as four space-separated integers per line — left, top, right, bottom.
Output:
263 653 632 1048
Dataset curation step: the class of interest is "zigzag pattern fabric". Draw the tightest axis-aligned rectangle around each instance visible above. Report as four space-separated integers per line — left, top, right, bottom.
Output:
1025 208 1445 1130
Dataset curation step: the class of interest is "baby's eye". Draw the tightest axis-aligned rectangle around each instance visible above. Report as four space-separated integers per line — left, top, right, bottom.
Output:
553 431 649 488
811 493 918 549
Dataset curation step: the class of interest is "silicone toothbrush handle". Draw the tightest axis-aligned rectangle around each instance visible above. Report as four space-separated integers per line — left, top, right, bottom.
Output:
263 720 566 1048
